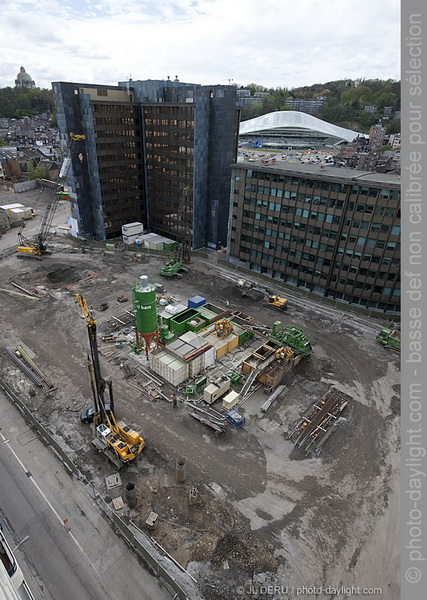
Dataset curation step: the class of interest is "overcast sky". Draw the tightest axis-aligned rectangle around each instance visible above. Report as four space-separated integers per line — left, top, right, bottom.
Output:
1 0 400 91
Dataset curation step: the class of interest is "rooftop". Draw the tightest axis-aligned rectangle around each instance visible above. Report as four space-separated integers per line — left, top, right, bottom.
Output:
234 159 401 187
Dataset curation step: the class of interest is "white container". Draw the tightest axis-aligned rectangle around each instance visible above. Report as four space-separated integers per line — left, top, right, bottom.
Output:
0 203 24 216
122 222 144 235
122 233 140 245
222 391 240 410
203 377 230 404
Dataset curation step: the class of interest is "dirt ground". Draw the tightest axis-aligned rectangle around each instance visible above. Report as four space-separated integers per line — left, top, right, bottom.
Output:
0 189 400 600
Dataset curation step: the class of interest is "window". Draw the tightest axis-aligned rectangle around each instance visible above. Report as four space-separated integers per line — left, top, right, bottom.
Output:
391 226 400 236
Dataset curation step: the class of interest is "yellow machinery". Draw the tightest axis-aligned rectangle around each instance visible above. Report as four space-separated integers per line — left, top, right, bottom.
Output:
16 186 63 257
16 133 85 259
266 295 288 310
74 292 145 466
215 320 233 338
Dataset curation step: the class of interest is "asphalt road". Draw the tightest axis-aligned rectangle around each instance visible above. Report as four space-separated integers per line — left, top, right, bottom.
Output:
0 389 171 600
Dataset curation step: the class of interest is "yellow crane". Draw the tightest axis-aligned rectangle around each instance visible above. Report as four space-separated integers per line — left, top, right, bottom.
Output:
74 293 145 467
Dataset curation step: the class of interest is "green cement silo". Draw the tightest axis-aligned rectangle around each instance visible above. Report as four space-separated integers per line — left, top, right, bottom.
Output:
132 275 159 356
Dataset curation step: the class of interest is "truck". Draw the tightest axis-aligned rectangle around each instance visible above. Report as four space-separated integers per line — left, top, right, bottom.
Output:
376 328 400 351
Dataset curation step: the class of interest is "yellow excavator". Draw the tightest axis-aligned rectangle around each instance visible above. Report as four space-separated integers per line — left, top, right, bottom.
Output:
74 293 145 468
266 295 288 310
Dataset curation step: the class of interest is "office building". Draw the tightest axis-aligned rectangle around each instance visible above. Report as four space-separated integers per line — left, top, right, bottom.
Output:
228 161 400 313
52 79 239 249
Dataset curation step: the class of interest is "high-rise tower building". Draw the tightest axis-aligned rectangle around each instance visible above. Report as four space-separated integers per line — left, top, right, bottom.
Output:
52 79 239 249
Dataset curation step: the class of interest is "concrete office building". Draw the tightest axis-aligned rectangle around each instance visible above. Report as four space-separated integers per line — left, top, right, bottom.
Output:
52 79 239 249
228 161 400 314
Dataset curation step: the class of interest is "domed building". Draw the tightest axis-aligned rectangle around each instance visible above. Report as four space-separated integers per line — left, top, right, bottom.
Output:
15 66 36 89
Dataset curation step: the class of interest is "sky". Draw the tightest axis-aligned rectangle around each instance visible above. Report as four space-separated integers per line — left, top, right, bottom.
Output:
1 0 401 91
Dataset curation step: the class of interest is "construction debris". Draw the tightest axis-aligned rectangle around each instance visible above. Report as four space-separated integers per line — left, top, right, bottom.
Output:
4 347 44 387
286 387 351 455
0 287 40 300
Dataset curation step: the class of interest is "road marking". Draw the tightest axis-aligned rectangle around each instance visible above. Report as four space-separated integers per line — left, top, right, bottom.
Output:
0 430 87 555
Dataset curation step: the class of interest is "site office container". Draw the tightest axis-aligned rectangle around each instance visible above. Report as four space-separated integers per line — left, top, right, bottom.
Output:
123 233 141 245
122 222 144 236
0 203 24 215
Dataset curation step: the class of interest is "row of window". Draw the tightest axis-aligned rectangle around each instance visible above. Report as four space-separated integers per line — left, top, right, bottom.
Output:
93 102 134 112
96 141 138 150
95 129 139 138
241 187 399 217
242 194 345 209
245 253 399 297
247 268 399 311
242 170 400 200
243 209 342 225
144 106 194 117
95 117 136 127
330 276 400 296
145 118 194 128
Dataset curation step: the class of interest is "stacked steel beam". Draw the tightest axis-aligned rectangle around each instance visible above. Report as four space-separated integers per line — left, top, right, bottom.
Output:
286 387 351 455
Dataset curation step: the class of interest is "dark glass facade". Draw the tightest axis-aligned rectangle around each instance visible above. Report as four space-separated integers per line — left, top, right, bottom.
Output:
143 104 194 241
53 80 238 247
229 163 401 313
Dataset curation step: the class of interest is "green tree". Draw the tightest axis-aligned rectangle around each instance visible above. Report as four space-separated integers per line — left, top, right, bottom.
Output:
28 164 49 180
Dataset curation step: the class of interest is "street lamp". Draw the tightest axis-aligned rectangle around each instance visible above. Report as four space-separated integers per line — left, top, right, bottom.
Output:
12 535 30 552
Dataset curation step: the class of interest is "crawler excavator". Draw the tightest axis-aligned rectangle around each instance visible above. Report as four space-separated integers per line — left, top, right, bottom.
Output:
74 293 145 468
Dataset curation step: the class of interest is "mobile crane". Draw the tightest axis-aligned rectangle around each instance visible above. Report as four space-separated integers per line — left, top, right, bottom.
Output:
16 186 63 258
74 293 145 468
16 132 85 259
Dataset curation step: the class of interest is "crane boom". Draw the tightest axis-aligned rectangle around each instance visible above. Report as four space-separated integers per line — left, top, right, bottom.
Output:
73 293 114 422
16 186 62 257
73 292 146 466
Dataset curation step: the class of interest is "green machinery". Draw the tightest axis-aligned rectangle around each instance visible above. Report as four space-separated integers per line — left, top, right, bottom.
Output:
270 321 312 356
160 258 184 278
376 328 400 351
160 186 191 277
185 375 208 396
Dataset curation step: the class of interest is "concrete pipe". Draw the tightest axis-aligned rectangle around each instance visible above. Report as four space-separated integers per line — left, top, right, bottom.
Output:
175 458 186 483
125 482 137 508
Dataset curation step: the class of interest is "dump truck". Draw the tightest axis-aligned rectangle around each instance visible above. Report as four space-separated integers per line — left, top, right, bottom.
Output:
376 328 400 351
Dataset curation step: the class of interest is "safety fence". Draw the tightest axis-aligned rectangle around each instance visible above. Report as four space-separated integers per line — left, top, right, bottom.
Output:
0 378 193 600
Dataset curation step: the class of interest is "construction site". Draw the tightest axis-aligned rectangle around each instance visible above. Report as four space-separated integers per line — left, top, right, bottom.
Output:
0 188 400 599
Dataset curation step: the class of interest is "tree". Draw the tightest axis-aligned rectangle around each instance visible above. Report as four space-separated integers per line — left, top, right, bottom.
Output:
28 165 49 180
0 86 54 118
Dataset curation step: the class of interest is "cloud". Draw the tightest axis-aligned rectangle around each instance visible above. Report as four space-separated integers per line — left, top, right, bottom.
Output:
0 0 400 90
